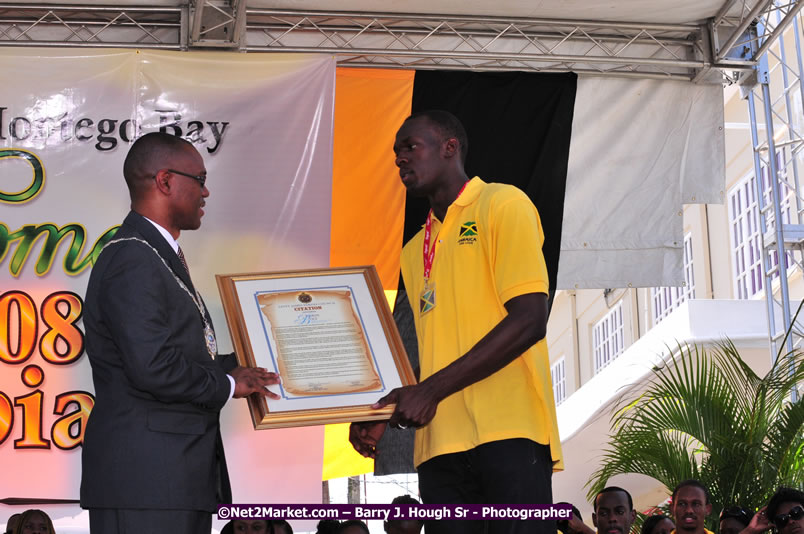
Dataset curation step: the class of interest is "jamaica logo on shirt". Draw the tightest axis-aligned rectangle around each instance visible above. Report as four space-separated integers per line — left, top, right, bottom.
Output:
458 221 478 245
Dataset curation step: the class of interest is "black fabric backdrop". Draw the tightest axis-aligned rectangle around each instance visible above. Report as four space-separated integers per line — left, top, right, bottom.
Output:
403 70 577 300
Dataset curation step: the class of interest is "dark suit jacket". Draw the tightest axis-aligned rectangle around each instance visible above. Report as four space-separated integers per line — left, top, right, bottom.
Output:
80 211 237 512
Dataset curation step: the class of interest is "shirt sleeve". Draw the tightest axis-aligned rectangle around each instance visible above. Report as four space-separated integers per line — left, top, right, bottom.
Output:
490 190 550 304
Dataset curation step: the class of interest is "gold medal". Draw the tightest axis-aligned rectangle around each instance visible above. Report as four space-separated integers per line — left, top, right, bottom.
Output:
420 281 436 314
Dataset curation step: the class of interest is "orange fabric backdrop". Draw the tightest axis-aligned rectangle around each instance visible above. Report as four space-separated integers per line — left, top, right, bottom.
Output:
324 67 414 480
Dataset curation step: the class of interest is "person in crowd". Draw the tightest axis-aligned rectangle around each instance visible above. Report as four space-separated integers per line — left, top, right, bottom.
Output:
79 132 280 534
384 495 424 534
350 109 561 534
227 520 270 533
592 487 636 534
766 488 804 534
719 507 753 534
13 509 55 534
316 519 341 534
670 480 713 534
338 520 370 534
4 514 21 534
270 520 293 534
641 515 674 534
557 503 594 534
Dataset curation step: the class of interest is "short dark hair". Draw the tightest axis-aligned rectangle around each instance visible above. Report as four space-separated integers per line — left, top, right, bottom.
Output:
315 519 341 534
338 520 370 534
406 110 469 163
641 515 672 534
556 503 582 534
595 486 634 511
767 487 804 522
719 506 753 527
672 479 710 505
391 494 420 505
123 132 193 199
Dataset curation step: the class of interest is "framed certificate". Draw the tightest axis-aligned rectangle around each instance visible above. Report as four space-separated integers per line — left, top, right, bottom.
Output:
216 266 416 429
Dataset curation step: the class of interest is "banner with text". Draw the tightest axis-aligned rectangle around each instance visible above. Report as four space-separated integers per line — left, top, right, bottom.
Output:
0 49 334 505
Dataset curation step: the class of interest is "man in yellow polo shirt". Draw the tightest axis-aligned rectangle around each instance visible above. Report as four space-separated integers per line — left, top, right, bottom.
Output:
671 480 715 534
350 110 562 534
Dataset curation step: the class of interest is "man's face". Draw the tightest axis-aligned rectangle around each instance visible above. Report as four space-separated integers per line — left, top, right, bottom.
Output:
672 486 711 533
772 501 804 534
233 520 268 533
166 145 209 232
393 116 449 197
593 491 636 534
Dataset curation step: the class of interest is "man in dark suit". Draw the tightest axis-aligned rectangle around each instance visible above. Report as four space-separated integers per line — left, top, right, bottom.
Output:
80 132 279 533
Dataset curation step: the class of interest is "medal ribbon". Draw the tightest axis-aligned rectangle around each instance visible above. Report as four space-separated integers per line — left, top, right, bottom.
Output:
422 181 468 282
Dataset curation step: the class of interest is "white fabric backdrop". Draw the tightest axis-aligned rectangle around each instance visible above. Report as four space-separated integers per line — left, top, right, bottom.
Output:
558 76 725 289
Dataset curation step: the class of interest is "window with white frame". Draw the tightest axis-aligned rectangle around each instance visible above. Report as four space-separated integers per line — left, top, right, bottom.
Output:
593 302 624 374
652 233 695 323
551 357 566 406
728 152 792 299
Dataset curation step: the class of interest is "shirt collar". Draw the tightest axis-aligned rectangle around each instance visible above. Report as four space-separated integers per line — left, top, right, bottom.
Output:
452 176 484 207
143 216 179 254
423 177 485 228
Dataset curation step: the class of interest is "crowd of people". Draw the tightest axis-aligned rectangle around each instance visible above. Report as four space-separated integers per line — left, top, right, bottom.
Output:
559 482 804 534
4 484 802 533
218 495 425 534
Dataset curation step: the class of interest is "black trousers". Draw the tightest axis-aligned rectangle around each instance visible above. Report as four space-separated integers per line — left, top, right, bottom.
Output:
89 508 212 534
417 438 555 534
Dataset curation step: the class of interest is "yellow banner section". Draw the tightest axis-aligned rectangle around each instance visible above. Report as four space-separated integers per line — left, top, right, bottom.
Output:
330 68 413 288
324 67 414 480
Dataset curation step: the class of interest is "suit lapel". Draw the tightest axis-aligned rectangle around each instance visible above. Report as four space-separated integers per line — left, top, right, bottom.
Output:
123 211 196 293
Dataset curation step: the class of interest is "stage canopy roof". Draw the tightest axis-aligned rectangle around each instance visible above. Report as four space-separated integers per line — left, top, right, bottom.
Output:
1 0 799 81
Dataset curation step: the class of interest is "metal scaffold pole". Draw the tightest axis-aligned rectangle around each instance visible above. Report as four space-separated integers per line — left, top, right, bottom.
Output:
743 4 803 401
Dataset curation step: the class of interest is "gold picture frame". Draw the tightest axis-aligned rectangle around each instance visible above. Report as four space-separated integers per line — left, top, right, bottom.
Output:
216 266 416 429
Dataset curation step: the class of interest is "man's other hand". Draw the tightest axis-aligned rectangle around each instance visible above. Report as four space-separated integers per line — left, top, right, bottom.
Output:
373 383 440 429
229 366 281 399
349 421 387 458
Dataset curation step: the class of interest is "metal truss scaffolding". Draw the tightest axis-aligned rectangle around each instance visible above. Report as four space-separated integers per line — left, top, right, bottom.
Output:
736 4 804 399
0 4 184 48
0 2 793 80
243 10 706 81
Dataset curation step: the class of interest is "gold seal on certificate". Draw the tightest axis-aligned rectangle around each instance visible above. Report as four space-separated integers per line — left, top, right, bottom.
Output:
257 289 382 396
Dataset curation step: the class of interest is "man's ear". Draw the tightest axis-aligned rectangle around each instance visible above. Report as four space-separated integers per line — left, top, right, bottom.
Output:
592 513 598 529
442 137 459 159
153 169 171 195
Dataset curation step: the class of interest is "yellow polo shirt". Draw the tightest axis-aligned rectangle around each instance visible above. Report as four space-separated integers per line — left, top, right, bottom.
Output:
400 177 563 470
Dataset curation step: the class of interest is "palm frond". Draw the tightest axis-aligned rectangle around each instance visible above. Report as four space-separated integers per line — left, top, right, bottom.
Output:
587 337 804 514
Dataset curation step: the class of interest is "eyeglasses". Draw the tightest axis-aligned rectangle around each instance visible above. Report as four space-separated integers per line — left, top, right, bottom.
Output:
720 506 752 523
167 168 206 188
773 506 804 529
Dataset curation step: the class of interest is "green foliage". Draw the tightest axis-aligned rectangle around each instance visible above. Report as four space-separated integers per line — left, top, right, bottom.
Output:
587 339 804 532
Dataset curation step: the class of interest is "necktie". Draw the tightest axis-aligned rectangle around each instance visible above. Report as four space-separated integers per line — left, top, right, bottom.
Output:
177 246 191 278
